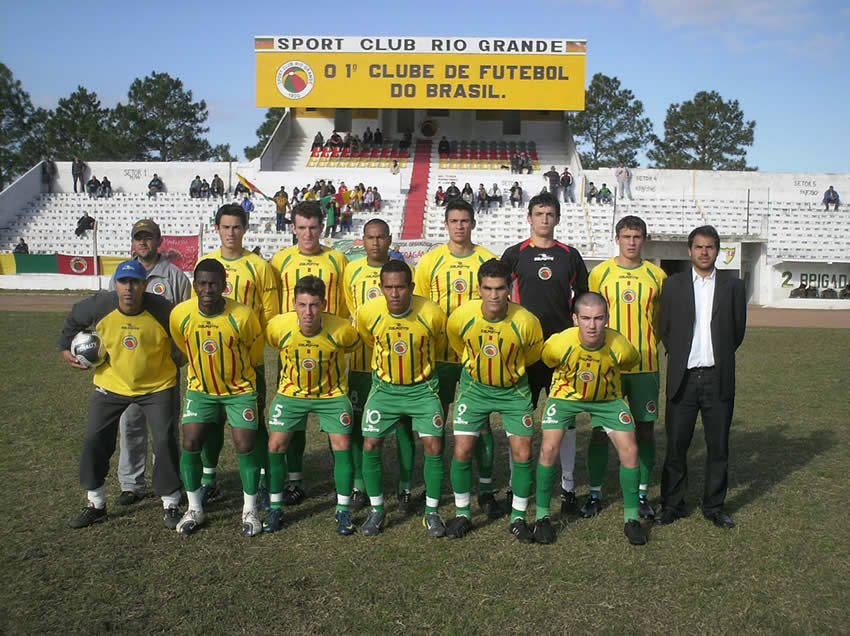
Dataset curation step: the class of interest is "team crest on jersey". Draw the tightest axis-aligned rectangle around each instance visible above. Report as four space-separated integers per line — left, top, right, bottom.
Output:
537 267 552 281
621 289 636 303
618 411 633 426
578 370 595 383
301 358 317 371
242 408 256 422
339 412 352 427
481 343 499 358
151 282 166 295
392 340 408 355
432 414 444 429
202 339 218 354
366 287 381 300
451 278 468 293
122 335 138 350
646 400 657 414
521 414 534 428
224 281 233 295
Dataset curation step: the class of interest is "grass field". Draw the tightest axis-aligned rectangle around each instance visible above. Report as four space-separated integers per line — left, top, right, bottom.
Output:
1 312 848 634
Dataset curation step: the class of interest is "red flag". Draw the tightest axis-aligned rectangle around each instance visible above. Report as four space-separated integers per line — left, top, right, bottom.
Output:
57 254 96 275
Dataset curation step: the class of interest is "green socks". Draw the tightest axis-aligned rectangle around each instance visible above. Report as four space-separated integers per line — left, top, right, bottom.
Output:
535 463 558 520
510 459 533 521
451 457 472 517
395 419 415 493
332 449 353 512
286 429 306 485
268 451 287 509
351 425 365 491
637 438 656 497
200 424 224 484
474 430 494 493
180 449 202 492
362 448 385 512
423 453 443 514
237 449 260 496
587 441 609 495
620 465 640 522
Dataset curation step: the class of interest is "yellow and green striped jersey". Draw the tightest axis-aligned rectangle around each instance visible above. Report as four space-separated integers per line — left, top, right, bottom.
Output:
265 312 360 399
413 243 496 362
447 300 543 387
342 257 415 373
170 298 264 396
355 295 446 385
271 245 348 317
588 258 666 373
200 248 280 329
542 327 640 401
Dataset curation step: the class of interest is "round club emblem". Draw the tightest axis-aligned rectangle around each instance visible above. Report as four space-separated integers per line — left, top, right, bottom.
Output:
392 340 408 355
224 281 233 295
70 257 88 273
242 408 256 422
621 288 636 303
202 339 218 354
646 400 657 414
122 335 138 350
151 282 166 295
301 358 317 371
275 61 315 100
432 414 444 429
366 287 381 300
578 370 595 383
482 343 499 358
451 278 468 294
537 266 552 281
618 411 633 426
339 412 352 427
521 414 534 428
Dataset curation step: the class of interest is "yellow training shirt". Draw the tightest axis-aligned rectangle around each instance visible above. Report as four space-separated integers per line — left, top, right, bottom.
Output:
200 248 280 329
271 245 348 317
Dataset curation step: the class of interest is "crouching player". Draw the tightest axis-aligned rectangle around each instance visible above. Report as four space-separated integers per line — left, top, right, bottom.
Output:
263 276 361 535
534 292 647 545
169 259 266 536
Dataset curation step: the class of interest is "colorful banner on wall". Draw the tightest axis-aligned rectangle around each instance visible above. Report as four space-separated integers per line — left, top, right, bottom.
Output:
256 36 587 110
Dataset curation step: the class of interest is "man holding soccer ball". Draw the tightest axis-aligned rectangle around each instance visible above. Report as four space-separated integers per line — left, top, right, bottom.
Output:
59 260 184 529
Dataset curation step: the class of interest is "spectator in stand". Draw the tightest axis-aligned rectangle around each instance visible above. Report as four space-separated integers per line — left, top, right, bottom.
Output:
388 244 405 261
340 204 353 233
616 161 633 201
328 130 344 148
190 176 202 198
42 156 57 194
445 181 461 202
72 155 86 193
274 187 291 232
240 193 254 217
351 134 362 153
147 174 164 197
312 131 324 149
520 152 533 174
586 182 599 204
400 131 412 151
211 174 225 200
435 186 446 207
326 180 337 196
321 192 337 237
510 153 520 174
476 184 489 212
823 186 840 210
14 237 29 254
363 127 373 145
561 167 576 203
75 212 95 237
805 285 819 298
338 181 348 196
343 131 352 148
234 180 250 199
789 282 806 298
291 187 301 205
543 166 561 197
364 187 375 211
200 179 210 199
391 160 400 175
99 176 112 198
86 175 101 198
374 128 384 145
821 287 838 299
599 183 613 204
510 181 523 208
461 182 474 205
350 185 363 211
438 136 450 154
372 188 382 212
488 183 503 207
840 284 850 299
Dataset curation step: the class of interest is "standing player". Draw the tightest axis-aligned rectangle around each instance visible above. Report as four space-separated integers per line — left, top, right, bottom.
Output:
444 259 544 543
111 219 190 507
501 191 588 515
414 199 502 517
585 216 666 520
271 200 348 505
355 260 447 537
533 292 646 545
170 259 266 536
198 204 279 508
342 218 416 512
60 260 182 529
264 276 361 535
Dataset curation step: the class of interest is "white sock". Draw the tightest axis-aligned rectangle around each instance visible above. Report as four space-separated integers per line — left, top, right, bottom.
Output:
243 493 257 515
186 488 203 512
87 485 107 509
560 428 577 491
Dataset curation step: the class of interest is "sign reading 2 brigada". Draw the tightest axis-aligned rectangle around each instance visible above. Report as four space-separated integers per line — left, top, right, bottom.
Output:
255 36 587 110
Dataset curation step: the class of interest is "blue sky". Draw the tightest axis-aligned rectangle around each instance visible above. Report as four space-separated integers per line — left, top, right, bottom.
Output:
3 0 848 173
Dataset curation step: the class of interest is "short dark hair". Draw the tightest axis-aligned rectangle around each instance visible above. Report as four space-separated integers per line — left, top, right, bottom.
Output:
292 200 324 224
363 218 390 236
688 225 720 249
444 198 475 222
573 291 608 313
215 203 247 227
477 258 512 287
380 259 412 286
194 258 226 283
615 215 648 238
294 275 326 301
527 191 561 219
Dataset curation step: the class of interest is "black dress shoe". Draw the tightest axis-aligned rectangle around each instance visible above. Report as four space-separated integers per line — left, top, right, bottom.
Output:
654 508 681 526
704 511 735 529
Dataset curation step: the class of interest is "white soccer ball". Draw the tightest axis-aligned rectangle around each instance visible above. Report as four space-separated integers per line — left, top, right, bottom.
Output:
71 330 107 368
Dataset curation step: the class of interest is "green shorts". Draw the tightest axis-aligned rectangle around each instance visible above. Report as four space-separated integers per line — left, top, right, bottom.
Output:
361 373 444 438
452 371 534 437
348 370 373 417
621 372 660 422
436 362 461 412
541 397 635 433
268 394 353 435
182 390 259 430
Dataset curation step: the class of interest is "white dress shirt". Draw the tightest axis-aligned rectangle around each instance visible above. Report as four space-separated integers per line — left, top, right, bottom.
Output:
687 268 716 369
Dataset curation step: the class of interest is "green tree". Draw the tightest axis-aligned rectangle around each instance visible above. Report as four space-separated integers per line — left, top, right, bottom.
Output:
648 90 756 170
43 87 113 161
244 108 286 160
0 63 48 189
570 73 653 169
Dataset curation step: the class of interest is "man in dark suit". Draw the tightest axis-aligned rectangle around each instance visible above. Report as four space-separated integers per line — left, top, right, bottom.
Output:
656 226 746 529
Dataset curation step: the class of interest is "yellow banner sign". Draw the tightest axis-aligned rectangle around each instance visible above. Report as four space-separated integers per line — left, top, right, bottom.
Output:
256 36 586 110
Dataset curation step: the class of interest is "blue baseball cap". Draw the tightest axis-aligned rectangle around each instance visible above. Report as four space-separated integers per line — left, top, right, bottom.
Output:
114 259 146 281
